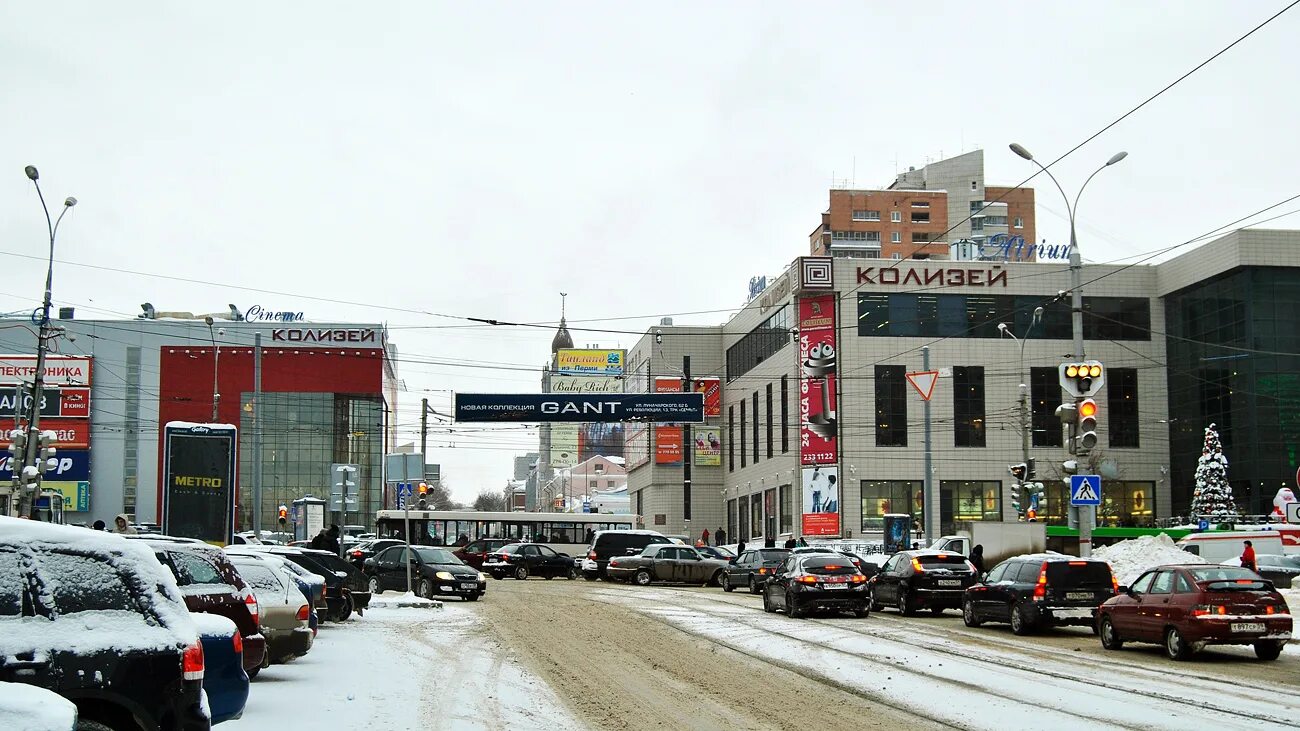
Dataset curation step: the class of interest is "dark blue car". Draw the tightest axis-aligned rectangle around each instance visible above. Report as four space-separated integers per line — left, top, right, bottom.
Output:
193 613 249 724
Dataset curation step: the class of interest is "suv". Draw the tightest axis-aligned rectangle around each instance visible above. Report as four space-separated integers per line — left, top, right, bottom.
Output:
0 517 210 731
963 556 1117 634
582 530 671 580
127 536 268 677
868 550 978 615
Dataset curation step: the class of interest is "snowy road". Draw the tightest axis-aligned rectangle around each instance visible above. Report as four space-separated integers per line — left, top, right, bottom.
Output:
227 580 1300 730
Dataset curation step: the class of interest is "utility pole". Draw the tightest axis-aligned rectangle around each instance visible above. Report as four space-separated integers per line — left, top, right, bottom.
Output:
682 355 692 536
252 332 263 536
420 397 429 465
922 346 935 545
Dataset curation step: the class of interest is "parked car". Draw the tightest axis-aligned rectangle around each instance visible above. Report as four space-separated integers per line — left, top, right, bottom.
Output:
192 613 248 725
252 546 371 620
0 517 210 730
963 556 1117 634
869 550 979 615
0 681 78 731
606 544 729 586
483 543 578 580
365 545 487 600
1223 554 1300 589
127 535 269 677
790 546 878 578
695 545 735 562
722 549 790 594
762 553 870 618
346 538 404 571
454 538 518 569
583 530 672 580
232 551 325 635
226 554 314 664
1097 564 1292 661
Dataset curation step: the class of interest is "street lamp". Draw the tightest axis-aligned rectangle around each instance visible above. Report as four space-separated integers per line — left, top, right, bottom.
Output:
998 306 1043 518
205 316 222 422
1007 143 1127 361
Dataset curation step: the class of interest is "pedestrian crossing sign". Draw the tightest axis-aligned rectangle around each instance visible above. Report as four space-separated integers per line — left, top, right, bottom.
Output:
1070 475 1102 506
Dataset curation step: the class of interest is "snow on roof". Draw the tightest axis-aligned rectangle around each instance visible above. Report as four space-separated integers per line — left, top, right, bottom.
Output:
164 420 238 431
1092 533 1208 585
192 612 238 638
0 517 198 655
0 681 77 731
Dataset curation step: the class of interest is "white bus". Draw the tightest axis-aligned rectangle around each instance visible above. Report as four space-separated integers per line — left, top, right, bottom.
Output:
373 510 643 556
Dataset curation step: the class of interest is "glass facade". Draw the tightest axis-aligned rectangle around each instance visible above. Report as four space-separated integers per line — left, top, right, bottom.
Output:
237 392 384 532
953 366 986 447
939 480 1002 535
1107 368 1140 448
860 480 922 533
1165 268 1300 515
856 293 1147 340
1030 366 1064 447
726 304 793 381
875 365 908 447
1043 479 1155 527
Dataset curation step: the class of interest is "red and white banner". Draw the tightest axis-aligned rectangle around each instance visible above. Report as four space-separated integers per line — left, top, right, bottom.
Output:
798 294 838 466
59 388 91 417
35 418 90 449
654 377 721 418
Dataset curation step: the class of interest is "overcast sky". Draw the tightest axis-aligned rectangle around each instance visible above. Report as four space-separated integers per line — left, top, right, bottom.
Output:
2 2 1297 503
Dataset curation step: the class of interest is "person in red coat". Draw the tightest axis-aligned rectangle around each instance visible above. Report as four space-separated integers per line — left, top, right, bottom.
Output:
1241 540 1257 573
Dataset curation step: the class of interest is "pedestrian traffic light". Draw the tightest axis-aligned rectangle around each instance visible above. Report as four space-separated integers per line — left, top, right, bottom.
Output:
1059 361 1105 398
1077 398 1099 452
1008 463 1028 482
278 505 288 527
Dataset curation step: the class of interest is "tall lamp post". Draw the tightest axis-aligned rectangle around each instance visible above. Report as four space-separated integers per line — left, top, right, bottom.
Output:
998 306 1043 519
16 166 76 520
205 317 222 422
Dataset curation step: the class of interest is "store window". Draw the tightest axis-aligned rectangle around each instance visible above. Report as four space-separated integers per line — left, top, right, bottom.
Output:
1100 481 1156 527
750 496 763 539
779 483 793 534
875 365 908 446
860 480 923 533
1108 368 1140 448
953 367 986 447
1031 367 1064 447
940 480 1002 531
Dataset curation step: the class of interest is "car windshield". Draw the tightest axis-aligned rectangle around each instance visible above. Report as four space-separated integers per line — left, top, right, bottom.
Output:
1255 554 1290 567
758 550 790 561
412 547 461 564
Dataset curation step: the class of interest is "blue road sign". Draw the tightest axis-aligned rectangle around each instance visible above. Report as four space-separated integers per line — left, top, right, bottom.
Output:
1070 475 1102 506
397 483 414 498
1197 519 1209 531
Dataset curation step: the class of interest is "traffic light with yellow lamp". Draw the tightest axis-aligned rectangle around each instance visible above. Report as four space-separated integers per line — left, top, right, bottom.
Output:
417 481 429 510
278 504 288 527
1059 361 1105 398
1077 398 1099 452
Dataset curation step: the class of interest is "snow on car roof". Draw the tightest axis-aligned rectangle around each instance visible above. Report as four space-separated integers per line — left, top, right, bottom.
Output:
595 529 667 537
192 612 239 638
0 681 77 731
0 517 198 655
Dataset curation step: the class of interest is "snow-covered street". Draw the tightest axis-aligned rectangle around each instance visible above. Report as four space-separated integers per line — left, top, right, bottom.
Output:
237 578 1300 730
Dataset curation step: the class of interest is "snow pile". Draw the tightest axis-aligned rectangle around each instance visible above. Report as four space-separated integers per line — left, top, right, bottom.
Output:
0 682 77 731
1091 533 1206 585
367 591 444 609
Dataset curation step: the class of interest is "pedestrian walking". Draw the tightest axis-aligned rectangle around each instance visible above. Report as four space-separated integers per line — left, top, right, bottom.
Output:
584 528 595 544
969 544 986 575
112 514 137 535
715 527 726 546
763 535 776 548
736 539 746 556
1241 540 1257 573
701 527 711 546
783 536 796 549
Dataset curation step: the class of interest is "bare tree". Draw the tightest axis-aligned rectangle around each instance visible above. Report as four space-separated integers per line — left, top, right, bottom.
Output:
473 490 507 512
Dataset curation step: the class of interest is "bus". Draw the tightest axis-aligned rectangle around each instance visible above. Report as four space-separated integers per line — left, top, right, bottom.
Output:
373 510 644 556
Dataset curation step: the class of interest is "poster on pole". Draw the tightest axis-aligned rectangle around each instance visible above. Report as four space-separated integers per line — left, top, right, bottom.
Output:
801 465 840 536
162 422 237 546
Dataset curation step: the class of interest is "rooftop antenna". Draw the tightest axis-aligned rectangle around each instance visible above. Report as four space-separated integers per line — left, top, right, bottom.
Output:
851 156 856 188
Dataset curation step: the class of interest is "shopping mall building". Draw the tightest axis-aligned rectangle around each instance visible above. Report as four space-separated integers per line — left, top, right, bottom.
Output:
625 229 1300 542
0 314 398 530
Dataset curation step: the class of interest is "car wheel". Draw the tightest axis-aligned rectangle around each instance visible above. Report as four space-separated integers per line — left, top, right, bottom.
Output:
787 596 803 619
490 572 504 581
1099 615 1124 650
962 599 983 627
76 720 115 731
567 567 579 580
749 576 760 595
897 589 914 616
544 574 553 580
721 573 734 592
1254 639 1284 661
466 593 480 602
418 580 434 600
1164 626 1192 660
583 572 599 582
368 576 381 595
868 587 882 611
853 605 869 619
339 593 354 621
634 569 653 586
762 586 776 613
1010 602 1034 636
514 566 529 581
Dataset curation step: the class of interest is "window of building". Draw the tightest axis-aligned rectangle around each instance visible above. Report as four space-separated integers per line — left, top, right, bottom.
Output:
832 230 879 242
727 498 737 542
1108 368 1140 448
589 480 597 488
970 201 984 214
765 383 774 459
1100 481 1156 527
752 392 760 464
985 216 1008 226
891 231 901 243
607 480 615 488
1014 216 1024 228
970 181 978 191
737 496 748 540
853 210 881 221
779 483 793 534
953 366 986 447
861 480 923 533
780 375 790 453
911 213 930 224
911 201 930 209
726 303 792 381
1083 297 1151 341
1030 366 1064 447
857 294 1073 340
911 232 933 242
940 480 1002 529
728 405 735 472
971 217 984 232
750 496 763 539
858 294 890 336
875 365 908 447
891 253 901 260
740 400 747 468
891 211 901 223
637 490 643 517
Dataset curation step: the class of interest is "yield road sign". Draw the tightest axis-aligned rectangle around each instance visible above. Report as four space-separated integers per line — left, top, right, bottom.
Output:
1070 475 1101 506
906 371 939 401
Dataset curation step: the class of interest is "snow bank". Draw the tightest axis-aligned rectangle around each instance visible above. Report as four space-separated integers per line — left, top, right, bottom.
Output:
0 682 77 731
1091 533 1206 585
367 591 444 609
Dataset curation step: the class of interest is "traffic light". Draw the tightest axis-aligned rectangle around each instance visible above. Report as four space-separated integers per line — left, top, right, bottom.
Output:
1077 398 1099 452
1008 463 1028 482
36 431 56 475
418 482 428 496
1059 361 1105 398
417 483 429 510
1010 482 1021 514
278 505 288 527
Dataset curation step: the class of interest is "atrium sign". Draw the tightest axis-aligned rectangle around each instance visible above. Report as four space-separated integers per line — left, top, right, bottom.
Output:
979 234 1071 262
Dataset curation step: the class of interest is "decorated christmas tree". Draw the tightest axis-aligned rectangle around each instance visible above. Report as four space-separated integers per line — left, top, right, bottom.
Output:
1189 423 1238 522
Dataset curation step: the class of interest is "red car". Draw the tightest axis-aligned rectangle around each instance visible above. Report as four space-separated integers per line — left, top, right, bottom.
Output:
453 539 517 569
1097 564 1291 661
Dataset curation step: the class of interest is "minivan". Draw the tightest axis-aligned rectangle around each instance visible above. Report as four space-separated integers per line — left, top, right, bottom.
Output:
582 529 671 580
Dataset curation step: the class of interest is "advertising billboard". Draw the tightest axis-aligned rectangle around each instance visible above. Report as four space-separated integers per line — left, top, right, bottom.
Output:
454 393 704 423
162 422 237 546
0 355 92 385
556 349 626 376
801 465 840 536
625 424 649 470
797 294 838 466
35 418 91 449
655 425 683 464
578 422 624 463
653 377 721 417
693 427 721 466
1 450 90 482
43 481 90 512
552 423 579 468
550 375 625 394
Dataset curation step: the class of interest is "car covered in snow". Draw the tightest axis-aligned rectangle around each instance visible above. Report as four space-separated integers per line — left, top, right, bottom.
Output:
605 544 728 586
225 554 314 665
0 681 77 730
1097 564 1292 660
0 517 210 730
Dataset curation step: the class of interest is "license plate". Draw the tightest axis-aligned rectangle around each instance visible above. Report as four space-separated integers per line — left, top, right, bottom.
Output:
459 582 478 590
1232 622 1265 633
823 584 848 590
1067 592 1093 601
938 580 962 587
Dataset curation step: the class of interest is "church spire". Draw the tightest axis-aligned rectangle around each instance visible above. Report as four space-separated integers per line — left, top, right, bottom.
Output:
550 292 574 353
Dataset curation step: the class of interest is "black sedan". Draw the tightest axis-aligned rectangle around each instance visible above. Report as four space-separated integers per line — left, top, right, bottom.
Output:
722 548 790 594
482 543 579 580
869 550 978 615
347 538 405 571
762 553 870 618
364 545 487 601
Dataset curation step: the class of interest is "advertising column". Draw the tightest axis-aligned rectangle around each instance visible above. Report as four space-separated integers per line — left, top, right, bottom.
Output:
162 422 238 545
0 355 93 515
798 290 840 537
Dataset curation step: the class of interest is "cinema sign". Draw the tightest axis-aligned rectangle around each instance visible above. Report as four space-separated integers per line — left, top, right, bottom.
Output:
856 266 1009 288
